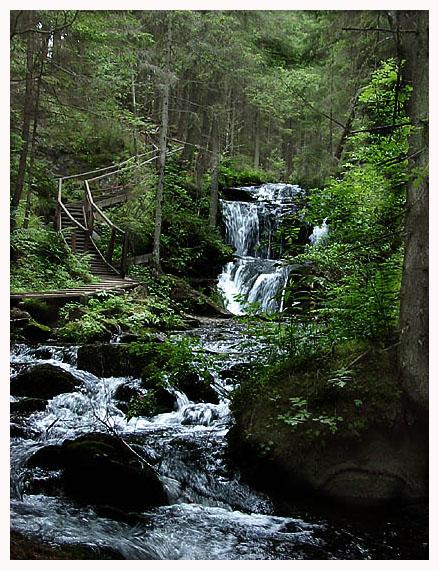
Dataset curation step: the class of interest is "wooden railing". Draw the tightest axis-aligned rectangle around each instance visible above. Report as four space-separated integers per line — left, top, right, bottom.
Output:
56 146 183 277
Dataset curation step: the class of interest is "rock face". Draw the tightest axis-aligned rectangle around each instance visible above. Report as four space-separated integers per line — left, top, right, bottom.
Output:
229 348 428 507
229 422 428 506
10 364 83 399
27 433 169 511
169 278 232 318
10 398 48 415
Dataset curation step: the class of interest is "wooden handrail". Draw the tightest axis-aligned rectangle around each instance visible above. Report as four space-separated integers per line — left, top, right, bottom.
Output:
84 181 125 235
56 149 156 181
56 145 184 277
57 179 88 232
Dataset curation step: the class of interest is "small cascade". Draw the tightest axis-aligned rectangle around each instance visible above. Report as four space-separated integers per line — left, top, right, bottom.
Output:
218 183 302 314
309 218 329 245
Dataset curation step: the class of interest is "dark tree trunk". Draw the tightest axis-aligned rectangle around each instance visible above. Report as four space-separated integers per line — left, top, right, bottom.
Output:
23 35 47 229
11 12 36 226
209 122 220 228
398 11 429 412
152 16 172 273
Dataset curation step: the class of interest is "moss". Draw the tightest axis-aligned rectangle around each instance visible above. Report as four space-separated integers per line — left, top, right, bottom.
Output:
231 341 403 458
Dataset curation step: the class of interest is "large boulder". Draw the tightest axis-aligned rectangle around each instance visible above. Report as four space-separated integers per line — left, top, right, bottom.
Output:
229 422 428 506
10 364 83 399
169 278 232 318
27 432 169 511
229 347 428 507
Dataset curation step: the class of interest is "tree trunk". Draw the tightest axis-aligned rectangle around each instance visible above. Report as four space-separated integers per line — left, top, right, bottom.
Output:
11 12 36 227
398 11 429 412
334 93 358 162
253 111 260 169
152 16 172 273
209 122 220 228
131 71 139 158
23 35 46 229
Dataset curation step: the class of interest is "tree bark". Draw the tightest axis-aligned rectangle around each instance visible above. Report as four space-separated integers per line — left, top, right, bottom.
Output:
152 16 172 273
11 11 36 227
23 35 46 229
398 11 429 412
253 111 260 169
209 122 220 228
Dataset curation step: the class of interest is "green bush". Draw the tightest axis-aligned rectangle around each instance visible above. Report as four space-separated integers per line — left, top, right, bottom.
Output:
11 224 95 293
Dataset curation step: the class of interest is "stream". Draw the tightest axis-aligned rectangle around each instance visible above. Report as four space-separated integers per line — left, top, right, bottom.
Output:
10 184 427 559
10 326 427 560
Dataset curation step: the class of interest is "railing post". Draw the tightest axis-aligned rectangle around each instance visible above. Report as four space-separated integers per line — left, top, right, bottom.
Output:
71 229 77 253
120 233 129 277
107 227 116 265
55 203 61 231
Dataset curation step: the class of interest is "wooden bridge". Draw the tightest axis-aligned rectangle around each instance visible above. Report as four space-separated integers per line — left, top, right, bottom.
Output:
11 148 181 301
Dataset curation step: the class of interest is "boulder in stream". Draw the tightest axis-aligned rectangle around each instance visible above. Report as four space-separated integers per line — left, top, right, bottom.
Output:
27 432 169 511
10 397 48 415
176 371 220 405
10 364 83 399
77 342 161 378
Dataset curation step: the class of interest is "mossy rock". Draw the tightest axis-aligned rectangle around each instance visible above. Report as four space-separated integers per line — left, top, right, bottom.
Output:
22 320 52 342
10 364 83 399
26 432 169 512
175 370 219 404
229 345 428 506
10 398 48 415
77 343 151 378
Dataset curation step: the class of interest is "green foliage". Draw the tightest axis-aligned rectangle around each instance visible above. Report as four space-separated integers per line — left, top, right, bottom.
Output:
56 286 184 342
232 340 402 451
126 391 158 420
279 59 409 344
218 157 268 188
11 223 95 293
129 336 212 389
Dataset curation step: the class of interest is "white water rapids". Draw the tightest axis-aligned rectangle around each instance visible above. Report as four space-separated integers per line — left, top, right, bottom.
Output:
217 183 302 315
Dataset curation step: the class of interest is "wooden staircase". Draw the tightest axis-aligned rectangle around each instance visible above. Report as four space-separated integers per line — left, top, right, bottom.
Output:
11 148 182 301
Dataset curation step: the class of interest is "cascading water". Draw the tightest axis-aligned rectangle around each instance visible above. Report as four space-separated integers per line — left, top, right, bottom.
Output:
218 183 302 315
10 325 427 559
309 218 329 245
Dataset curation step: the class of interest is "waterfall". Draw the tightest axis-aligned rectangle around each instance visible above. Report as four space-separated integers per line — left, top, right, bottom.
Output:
218 183 302 314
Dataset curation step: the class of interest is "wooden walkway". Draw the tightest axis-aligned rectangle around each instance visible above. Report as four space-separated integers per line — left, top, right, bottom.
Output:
11 148 183 302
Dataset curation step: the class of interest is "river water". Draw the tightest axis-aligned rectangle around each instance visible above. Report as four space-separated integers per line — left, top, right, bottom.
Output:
10 324 427 559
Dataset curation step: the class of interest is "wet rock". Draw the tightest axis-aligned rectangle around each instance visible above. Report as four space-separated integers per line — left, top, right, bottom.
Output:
10 307 31 325
181 403 220 426
155 387 178 413
117 332 140 343
10 364 83 399
114 380 145 403
22 320 52 342
27 433 169 511
33 347 53 360
176 371 220 405
27 445 65 470
77 343 150 377
10 397 47 415
169 278 232 318
60 433 169 510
